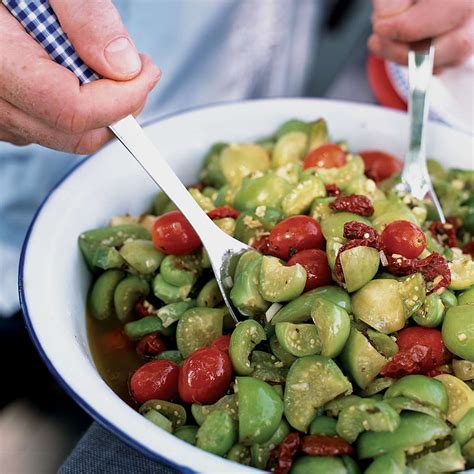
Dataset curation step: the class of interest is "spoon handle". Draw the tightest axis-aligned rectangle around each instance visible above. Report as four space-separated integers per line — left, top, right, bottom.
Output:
401 40 445 223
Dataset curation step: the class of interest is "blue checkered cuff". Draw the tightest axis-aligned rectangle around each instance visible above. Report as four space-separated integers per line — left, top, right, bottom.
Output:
2 0 98 84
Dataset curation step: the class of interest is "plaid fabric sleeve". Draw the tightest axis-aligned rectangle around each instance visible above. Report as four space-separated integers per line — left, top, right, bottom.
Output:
2 0 98 84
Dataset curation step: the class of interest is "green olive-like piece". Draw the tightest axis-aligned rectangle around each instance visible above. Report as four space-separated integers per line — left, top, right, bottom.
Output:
124 315 174 340
291 456 349 474
352 279 405 334
258 256 307 303
196 410 238 456
371 198 418 232
152 274 192 304
384 375 448 414
159 254 200 287
316 154 365 189
449 254 474 290
311 297 350 358
88 269 125 320
357 412 450 459
272 286 351 324
281 175 325 217
340 327 388 389
413 293 445 327
227 443 251 465
156 300 196 327
339 246 380 293
409 442 465 473
250 419 290 469
275 322 321 357
233 174 292 211
442 305 474 361
229 320 266 375
219 143 270 188
191 394 238 426
237 376 284 445
435 374 474 424
175 307 225 358
119 239 163 274
272 131 308 168
174 425 198 445
284 355 351 432
336 398 400 443
230 252 269 316
309 415 338 436
139 400 187 429
458 287 474 305
365 449 406 474
113 275 150 321
196 279 223 308
307 118 329 151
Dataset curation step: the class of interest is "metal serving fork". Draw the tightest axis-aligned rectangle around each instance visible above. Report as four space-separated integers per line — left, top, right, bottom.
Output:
396 40 446 223
4 0 250 323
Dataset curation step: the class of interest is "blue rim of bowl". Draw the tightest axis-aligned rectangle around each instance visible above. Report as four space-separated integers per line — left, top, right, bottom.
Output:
17 97 472 472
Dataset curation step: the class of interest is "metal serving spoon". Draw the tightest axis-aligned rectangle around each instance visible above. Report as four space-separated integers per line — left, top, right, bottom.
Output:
396 40 446 223
4 0 250 323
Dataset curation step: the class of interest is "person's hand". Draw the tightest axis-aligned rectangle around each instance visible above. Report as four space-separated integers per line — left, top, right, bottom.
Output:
369 0 474 72
0 0 161 153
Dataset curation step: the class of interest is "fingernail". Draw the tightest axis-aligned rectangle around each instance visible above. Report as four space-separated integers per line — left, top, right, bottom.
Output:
105 37 141 75
373 0 411 17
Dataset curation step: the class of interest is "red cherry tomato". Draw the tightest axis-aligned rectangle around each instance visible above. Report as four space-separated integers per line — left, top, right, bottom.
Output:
303 144 347 170
268 216 325 260
101 328 133 352
211 334 231 354
397 327 452 367
136 333 167 358
359 150 402 183
129 360 179 404
381 220 426 259
178 347 232 404
152 210 201 255
287 249 332 291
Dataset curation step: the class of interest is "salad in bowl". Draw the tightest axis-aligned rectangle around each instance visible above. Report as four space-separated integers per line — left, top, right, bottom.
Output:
80 115 474 473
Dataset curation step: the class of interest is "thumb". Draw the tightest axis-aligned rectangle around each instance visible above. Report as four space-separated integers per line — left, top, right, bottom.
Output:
372 0 413 18
50 0 142 80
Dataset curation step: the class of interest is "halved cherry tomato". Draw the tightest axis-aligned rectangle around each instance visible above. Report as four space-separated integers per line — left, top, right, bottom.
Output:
178 346 232 404
381 220 426 259
129 359 180 404
152 210 201 255
267 216 325 260
397 327 452 367
303 144 346 170
211 334 231 354
287 249 332 291
101 328 133 352
359 150 402 183
136 333 167 358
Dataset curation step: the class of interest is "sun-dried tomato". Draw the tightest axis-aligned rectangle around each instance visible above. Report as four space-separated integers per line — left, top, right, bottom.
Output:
134 298 155 317
301 435 354 456
343 221 380 243
386 252 451 294
329 194 374 217
136 333 167 358
428 220 457 248
325 183 341 197
267 433 301 474
333 222 382 282
415 252 451 293
462 240 474 258
380 344 433 378
207 206 241 220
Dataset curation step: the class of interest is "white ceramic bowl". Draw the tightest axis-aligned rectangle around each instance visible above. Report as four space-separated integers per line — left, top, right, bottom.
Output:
19 98 473 473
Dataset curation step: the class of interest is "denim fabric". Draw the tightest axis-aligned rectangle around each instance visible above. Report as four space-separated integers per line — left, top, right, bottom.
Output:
59 423 180 474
